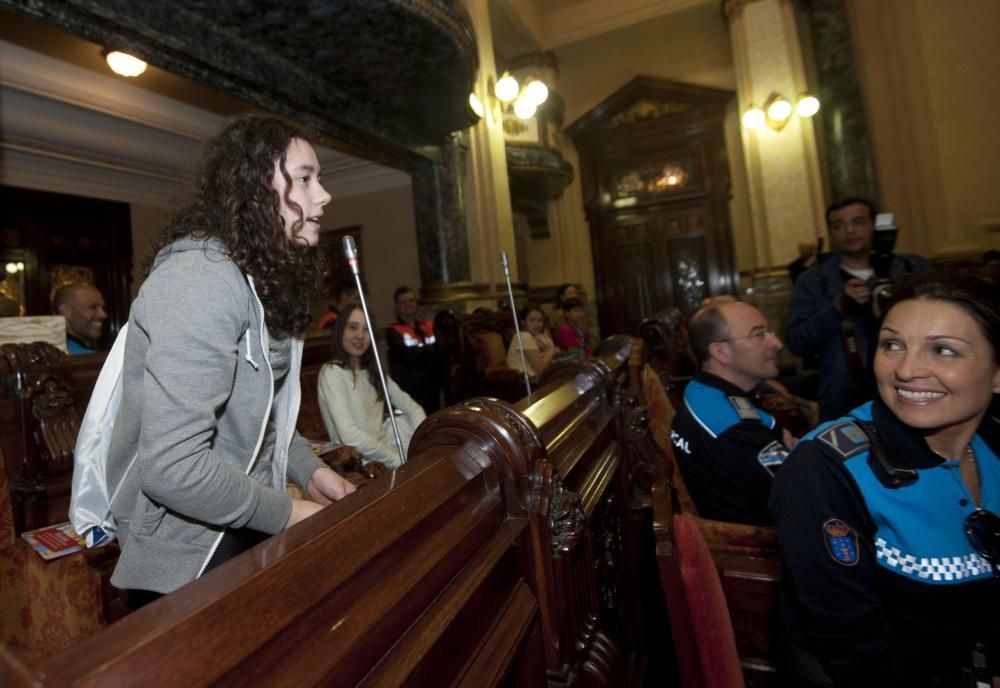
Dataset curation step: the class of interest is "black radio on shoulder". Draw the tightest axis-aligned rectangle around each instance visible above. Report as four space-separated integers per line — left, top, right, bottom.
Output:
857 420 918 488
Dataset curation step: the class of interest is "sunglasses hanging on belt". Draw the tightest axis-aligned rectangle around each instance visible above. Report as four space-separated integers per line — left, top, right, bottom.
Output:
964 508 1000 577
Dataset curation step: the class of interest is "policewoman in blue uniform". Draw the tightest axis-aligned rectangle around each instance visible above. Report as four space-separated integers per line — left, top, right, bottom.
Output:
770 271 1000 687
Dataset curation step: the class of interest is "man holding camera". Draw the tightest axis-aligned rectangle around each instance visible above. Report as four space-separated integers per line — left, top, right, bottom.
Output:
785 198 928 421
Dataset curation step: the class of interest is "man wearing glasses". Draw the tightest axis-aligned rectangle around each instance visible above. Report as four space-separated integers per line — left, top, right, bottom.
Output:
669 300 795 525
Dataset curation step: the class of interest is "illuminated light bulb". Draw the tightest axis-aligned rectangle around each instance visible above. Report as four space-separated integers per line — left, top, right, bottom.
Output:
495 74 519 103
16 262 23 271
796 95 820 117
767 97 792 122
468 92 484 119
5 263 17 274
105 51 147 77
523 80 549 106
513 98 537 119
666 175 678 186
742 108 765 129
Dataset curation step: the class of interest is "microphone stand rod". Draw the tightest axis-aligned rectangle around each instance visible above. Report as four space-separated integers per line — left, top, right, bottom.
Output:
500 251 532 402
343 235 406 465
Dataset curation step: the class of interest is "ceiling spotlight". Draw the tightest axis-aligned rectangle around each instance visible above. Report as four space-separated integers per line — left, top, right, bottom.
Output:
105 50 147 78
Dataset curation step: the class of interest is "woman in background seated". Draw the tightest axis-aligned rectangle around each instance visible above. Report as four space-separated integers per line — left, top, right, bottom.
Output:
550 283 578 330
553 297 592 357
770 270 999 686
318 304 426 470
507 305 560 377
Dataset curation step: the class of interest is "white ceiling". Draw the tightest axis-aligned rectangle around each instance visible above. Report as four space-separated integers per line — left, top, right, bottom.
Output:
0 34 409 209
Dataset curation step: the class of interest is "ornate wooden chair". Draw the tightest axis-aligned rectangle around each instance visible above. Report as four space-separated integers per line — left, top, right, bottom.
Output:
434 308 526 403
642 363 780 684
671 509 746 688
638 308 697 409
0 343 118 654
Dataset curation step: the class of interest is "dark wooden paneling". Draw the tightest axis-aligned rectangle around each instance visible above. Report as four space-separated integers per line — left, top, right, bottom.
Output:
0 335 675 688
0 186 133 349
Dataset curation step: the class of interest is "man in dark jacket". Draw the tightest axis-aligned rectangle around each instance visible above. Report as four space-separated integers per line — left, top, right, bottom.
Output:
785 198 927 421
386 286 442 414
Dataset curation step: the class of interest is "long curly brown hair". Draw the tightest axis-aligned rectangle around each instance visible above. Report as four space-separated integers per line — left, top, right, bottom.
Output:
151 113 325 336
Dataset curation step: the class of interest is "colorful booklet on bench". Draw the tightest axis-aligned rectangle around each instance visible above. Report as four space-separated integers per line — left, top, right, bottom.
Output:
21 521 86 561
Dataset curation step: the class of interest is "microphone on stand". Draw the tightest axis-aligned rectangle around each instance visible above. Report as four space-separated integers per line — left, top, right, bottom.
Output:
342 235 406 465
500 251 532 401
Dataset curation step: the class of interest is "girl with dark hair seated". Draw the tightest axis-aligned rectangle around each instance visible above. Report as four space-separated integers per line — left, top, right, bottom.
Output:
318 304 426 470
507 305 560 377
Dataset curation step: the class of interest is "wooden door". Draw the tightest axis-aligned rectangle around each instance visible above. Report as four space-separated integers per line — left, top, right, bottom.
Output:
568 77 736 335
603 201 715 332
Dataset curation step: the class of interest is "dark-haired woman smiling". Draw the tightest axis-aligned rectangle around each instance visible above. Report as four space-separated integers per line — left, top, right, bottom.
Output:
318 304 426 470
771 270 1000 686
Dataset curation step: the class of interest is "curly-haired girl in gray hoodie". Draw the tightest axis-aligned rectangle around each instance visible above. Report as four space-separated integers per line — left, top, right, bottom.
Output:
106 114 355 604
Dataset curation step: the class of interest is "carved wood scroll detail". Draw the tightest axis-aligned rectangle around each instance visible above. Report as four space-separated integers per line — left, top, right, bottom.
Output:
606 98 693 128
592 493 624 634
549 472 585 554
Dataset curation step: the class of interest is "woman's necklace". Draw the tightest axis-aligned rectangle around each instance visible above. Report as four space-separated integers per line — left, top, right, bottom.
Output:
933 444 981 507
960 445 982 508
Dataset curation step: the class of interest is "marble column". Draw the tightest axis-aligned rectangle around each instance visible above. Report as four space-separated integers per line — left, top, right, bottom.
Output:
798 0 877 202
408 0 519 308
725 0 827 268
411 132 479 301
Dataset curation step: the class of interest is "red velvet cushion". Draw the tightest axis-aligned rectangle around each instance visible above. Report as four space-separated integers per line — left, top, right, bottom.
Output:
640 365 701 514
674 514 744 688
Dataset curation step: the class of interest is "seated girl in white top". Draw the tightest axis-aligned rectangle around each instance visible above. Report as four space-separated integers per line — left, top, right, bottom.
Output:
506 305 560 377
318 304 426 470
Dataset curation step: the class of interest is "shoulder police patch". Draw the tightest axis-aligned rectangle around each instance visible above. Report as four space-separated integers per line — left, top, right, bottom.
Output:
728 395 760 421
823 518 859 566
816 422 869 460
757 441 788 473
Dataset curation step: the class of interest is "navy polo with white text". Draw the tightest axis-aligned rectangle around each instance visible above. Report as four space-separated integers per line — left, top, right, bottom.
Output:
669 370 789 525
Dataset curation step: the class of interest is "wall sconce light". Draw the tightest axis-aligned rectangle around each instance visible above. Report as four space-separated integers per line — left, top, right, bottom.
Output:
104 50 147 78
5 262 24 274
494 72 549 120
468 92 485 119
742 92 820 131
468 72 551 125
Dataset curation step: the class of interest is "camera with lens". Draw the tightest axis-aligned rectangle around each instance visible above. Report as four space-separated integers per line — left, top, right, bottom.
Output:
867 212 899 314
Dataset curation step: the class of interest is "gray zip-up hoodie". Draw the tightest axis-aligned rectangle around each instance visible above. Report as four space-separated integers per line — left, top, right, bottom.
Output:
107 237 324 594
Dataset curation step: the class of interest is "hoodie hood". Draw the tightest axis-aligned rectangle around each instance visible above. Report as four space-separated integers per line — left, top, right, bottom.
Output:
153 235 230 272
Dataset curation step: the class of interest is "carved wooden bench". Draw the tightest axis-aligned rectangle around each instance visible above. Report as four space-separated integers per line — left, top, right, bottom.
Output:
0 335 663 687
